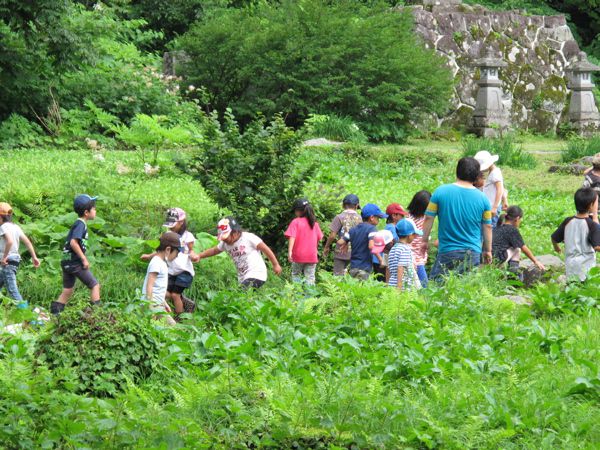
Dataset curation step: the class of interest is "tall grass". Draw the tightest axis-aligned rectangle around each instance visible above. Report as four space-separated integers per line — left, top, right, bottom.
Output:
304 113 367 143
462 135 537 169
561 136 600 163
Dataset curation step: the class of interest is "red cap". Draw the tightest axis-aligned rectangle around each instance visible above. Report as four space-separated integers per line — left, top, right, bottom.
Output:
385 203 408 216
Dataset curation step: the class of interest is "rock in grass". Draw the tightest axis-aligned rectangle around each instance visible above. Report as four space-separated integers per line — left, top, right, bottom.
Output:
520 254 563 270
303 138 343 147
519 254 564 287
500 295 532 306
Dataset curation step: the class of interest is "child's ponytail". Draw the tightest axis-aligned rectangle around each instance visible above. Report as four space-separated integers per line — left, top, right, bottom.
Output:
293 198 317 229
499 205 523 227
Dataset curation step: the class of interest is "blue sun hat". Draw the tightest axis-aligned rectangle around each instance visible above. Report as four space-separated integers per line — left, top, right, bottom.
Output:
360 203 387 219
396 219 423 237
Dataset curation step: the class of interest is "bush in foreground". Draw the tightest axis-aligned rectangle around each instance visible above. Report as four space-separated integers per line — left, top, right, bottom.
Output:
36 305 161 397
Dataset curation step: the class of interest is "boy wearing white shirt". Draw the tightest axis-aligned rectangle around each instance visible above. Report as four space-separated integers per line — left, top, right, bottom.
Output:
142 232 183 326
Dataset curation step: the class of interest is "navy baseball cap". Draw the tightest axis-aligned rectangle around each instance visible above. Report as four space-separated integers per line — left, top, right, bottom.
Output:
396 218 423 237
73 194 97 213
361 203 387 219
342 194 360 206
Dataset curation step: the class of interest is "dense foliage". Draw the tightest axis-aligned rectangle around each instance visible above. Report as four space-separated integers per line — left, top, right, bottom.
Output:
0 0 181 127
36 305 161 396
187 113 308 248
1 140 599 447
177 0 453 142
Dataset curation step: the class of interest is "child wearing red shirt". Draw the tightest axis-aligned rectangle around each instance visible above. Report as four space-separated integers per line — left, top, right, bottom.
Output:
285 199 323 285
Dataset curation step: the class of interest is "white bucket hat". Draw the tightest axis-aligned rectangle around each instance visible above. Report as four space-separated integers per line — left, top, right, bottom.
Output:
474 150 499 171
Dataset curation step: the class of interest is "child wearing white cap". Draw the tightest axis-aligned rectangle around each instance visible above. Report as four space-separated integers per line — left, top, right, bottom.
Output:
197 217 282 289
475 150 504 229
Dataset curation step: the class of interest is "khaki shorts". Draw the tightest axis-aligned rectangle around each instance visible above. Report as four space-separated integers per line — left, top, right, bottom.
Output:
333 257 350 276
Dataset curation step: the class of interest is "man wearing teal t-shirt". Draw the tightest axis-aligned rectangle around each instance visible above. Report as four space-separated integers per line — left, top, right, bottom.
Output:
421 157 493 282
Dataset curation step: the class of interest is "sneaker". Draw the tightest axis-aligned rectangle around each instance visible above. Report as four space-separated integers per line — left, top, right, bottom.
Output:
181 295 196 313
16 301 28 309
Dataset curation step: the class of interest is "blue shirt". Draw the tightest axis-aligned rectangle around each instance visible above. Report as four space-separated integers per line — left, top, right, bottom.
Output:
344 222 377 271
425 184 492 254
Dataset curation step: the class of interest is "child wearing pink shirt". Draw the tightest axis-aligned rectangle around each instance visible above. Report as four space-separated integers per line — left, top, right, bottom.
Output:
285 198 323 285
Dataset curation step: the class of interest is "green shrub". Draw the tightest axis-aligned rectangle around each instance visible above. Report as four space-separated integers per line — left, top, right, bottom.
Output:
462 135 537 169
35 306 161 396
186 111 308 249
0 114 44 149
177 0 453 142
561 136 600 163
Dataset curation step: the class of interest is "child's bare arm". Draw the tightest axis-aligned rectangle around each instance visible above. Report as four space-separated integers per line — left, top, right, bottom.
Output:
187 242 201 263
141 251 158 261
287 237 295 263
396 266 404 290
197 246 222 260
70 239 89 268
551 239 562 253
145 272 158 301
492 181 503 214
521 245 544 270
20 234 40 267
257 242 282 275
1 233 14 264
375 253 383 265
323 230 338 257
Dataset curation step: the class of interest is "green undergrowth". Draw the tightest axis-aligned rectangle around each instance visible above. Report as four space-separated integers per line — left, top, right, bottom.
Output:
0 142 596 448
1 269 599 448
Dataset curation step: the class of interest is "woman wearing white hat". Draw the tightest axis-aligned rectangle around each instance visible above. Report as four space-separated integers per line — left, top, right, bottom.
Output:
474 150 504 228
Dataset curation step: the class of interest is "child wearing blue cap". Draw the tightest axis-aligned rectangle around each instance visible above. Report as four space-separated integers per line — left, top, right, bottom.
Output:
387 219 422 291
337 203 387 280
51 194 100 315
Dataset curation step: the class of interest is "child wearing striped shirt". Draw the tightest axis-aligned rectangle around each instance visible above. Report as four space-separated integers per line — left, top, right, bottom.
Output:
387 219 422 291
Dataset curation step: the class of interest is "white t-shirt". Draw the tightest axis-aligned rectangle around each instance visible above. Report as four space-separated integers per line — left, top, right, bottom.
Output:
484 167 504 208
142 256 169 308
217 232 267 283
0 222 24 262
168 230 195 276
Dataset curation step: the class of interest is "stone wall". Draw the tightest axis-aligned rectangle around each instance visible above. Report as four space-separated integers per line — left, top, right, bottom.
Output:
409 2 582 132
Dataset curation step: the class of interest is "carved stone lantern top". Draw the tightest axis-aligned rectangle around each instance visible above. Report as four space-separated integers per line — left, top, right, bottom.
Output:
567 52 600 73
473 49 507 69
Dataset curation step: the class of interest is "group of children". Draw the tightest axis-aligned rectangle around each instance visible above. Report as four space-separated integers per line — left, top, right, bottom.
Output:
1 151 600 323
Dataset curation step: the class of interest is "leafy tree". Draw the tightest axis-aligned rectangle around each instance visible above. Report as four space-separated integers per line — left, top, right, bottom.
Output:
177 0 453 142
187 112 309 249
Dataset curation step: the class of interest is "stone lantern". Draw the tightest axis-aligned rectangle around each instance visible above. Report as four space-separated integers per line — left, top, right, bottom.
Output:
471 49 510 138
566 52 600 135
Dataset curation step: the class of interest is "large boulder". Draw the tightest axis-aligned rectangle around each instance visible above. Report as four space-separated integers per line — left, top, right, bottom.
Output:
520 254 564 287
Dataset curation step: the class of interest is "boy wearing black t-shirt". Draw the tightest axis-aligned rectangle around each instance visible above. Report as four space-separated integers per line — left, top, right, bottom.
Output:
50 194 100 315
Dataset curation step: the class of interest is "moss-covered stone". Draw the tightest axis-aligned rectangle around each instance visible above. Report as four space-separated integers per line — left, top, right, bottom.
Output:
540 75 567 104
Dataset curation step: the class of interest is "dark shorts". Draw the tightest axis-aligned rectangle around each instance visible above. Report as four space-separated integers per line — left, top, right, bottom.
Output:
241 278 265 289
167 271 193 294
61 261 98 289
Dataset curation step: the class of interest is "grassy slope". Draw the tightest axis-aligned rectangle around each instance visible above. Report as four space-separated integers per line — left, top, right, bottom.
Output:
1 140 599 449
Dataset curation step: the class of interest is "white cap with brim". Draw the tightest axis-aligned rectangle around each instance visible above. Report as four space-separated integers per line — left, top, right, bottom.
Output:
474 150 499 171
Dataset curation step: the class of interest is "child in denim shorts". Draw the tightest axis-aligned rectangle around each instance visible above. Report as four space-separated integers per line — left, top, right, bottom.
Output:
0 202 40 308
